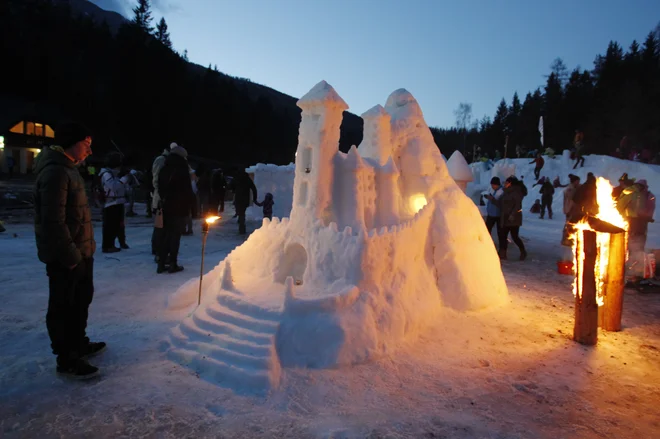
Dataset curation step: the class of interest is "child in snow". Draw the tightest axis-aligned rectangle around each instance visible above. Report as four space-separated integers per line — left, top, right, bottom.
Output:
255 193 274 220
530 199 542 214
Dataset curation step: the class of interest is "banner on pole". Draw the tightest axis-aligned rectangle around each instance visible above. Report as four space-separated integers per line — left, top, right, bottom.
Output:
538 116 544 147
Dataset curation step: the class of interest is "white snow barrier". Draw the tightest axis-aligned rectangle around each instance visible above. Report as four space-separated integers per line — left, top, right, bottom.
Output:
166 80 508 392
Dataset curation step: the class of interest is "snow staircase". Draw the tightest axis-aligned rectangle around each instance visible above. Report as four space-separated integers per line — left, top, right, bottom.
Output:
167 291 283 393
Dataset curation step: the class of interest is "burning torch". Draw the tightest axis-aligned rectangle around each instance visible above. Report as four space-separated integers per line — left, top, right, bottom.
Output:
199 215 220 306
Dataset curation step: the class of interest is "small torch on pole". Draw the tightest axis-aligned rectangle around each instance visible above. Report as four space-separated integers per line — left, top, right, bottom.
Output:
199 215 220 306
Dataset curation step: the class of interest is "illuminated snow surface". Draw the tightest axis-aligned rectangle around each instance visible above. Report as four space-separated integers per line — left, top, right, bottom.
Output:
1 156 660 437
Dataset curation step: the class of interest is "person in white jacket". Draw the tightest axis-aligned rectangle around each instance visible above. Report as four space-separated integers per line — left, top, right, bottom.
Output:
100 153 128 252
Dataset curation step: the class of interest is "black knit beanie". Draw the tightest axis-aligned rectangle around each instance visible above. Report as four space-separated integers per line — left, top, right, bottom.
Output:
55 122 92 148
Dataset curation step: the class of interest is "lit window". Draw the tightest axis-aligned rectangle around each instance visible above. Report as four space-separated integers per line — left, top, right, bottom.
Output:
35 123 44 137
25 122 35 135
9 122 24 134
45 125 55 138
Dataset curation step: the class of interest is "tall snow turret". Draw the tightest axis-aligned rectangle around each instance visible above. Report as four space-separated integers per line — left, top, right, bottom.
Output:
446 150 474 193
292 80 348 224
375 156 401 227
358 105 392 166
335 145 367 232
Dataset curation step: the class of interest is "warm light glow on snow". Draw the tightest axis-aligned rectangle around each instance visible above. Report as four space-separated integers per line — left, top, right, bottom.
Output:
205 216 221 224
410 194 427 213
572 178 628 306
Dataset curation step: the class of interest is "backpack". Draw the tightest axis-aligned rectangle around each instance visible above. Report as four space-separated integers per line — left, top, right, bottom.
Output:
640 191 656 219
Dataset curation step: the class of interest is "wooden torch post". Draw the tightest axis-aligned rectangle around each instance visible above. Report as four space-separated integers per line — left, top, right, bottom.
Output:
598 232 626 331
574 230 599 345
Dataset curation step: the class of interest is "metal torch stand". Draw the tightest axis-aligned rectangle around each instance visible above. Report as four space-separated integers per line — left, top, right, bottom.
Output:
198 222 210 306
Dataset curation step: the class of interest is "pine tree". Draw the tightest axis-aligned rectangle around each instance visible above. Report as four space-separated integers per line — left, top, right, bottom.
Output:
182 49 189 61
155 17 172 49
132 0 154 34
548 58 569 87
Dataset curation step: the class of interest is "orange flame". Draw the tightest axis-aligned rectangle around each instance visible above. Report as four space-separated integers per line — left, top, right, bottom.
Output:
571 177 628 306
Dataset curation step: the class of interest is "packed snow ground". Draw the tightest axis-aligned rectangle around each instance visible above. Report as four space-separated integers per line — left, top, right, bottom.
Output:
1 207 659 438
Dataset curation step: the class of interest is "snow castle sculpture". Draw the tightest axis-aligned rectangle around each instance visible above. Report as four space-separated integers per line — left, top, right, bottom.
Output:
166 81 508 392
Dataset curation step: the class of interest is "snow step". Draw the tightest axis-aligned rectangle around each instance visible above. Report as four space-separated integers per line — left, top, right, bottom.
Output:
179 318 273 355
205 304 280 334
170 327 274 370
168 347 277 392
216 293 282 321
192 309 274 345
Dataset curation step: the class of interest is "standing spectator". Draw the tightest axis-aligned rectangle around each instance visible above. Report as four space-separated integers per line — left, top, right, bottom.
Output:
157 145 194 274
122 170 140 217
641 146 652 164
532 176 546 188
99 153 128 252
563 174 581 220
612 173 634 200
539 178 555 219
211 169 227 214
490 176 527 261
230 171 258 235
529 153 544 180
183 166 198 235
6 155 15 179
33 122 105 379
484 177 504 247
573 130 586 169
151 143 174 258
617 179 656 281
196 164 211 216
571 172 598 222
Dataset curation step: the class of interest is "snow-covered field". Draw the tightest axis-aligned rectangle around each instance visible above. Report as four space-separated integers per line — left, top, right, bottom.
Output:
1 209 659 438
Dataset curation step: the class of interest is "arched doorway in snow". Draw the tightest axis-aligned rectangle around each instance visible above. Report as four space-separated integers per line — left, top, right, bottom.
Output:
276 243 308 285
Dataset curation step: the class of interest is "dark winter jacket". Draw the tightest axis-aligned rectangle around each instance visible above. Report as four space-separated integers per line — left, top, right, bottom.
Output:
495 184 525 227
158 153 195 217
34 146 96 267
530 156 545 169
540 181 555 200
232 172 258 209
256 193 274 218
573 175 598 218
211 171 226 195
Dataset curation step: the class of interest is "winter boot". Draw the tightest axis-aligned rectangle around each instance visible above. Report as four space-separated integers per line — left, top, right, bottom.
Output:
56 355 99 380
520 249 528 261
80 341 107 359
168 264 184 274
102 247 120 253
498 249 507 260
120 243 130 249
157 263 168 274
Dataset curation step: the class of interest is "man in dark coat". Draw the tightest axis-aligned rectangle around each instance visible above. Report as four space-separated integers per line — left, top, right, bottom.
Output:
34 122 105 379
157 145 195 273
570 172 598 223
231 171 258 235
489 176 527 261
539 179 555 219
211 169 227 214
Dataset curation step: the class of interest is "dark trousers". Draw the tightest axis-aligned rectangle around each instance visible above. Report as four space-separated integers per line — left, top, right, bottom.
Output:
159 214 186 264
102 204 125 249
46 258 94 357
534 167 542 180
485 215 500 246
499 226 525 253
236 205 247 234
541 196 553 218
573 156 585 168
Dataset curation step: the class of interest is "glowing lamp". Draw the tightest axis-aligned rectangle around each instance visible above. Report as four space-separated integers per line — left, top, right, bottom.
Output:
410 194 427 214
0 136 4 150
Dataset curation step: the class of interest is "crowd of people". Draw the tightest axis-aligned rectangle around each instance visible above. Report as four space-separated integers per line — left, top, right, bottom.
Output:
31 123 278 379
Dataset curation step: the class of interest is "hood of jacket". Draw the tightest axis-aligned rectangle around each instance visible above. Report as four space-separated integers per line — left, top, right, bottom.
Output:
33 146 75 175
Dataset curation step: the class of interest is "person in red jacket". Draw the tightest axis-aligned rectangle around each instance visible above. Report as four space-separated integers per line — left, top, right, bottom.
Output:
529 153 545 180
